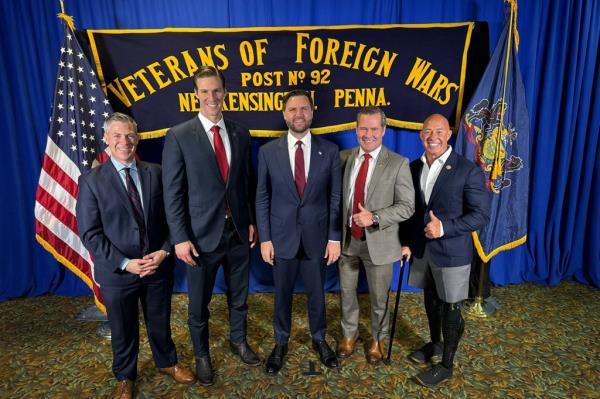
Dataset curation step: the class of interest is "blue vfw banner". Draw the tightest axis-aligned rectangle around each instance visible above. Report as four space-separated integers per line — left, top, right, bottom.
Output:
84 23 488 138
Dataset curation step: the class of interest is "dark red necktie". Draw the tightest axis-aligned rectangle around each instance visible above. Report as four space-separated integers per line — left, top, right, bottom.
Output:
211 125 229 183
351 153 371 240
294 140 306 197
124 168 148 253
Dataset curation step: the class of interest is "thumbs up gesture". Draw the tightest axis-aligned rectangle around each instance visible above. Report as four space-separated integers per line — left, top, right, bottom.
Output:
424 210 442 239
352 203 374 227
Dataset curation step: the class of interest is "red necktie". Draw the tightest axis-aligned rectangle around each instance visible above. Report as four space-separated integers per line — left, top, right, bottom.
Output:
211 125 229 183
351 153 371 240
294 140 306 197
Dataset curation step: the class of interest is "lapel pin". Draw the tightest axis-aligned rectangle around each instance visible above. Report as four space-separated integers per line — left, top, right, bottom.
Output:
446 165 452 170
318 151 322 155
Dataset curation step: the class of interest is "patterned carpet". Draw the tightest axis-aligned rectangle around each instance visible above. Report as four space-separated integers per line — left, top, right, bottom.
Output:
1 281 599 398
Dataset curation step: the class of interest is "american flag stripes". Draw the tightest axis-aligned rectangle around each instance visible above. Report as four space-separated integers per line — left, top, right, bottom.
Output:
34 17 112 311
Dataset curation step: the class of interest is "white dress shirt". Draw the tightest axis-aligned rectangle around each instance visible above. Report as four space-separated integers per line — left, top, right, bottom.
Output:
419 145 453 236
111 157 144 211
198 112 231 165
346 145 382 226
287 131 311 180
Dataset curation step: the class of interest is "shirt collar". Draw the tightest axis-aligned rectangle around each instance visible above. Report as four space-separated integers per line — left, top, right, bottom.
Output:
420 145 452 167
358 145 382 162
110 156 137 172
287 131 312 150
198 112 225 133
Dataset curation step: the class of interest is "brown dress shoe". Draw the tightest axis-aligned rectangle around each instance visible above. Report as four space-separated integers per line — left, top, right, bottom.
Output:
337 334 360 358
113 379 133 399
367 340 385 364
159 364 196 384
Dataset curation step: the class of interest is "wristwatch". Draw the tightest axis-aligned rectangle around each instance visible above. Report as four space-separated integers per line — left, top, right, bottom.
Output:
372 212 380 226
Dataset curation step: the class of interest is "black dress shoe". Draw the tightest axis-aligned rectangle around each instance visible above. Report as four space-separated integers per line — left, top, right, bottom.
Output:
230 340 261 366
196 356 214 386
414 363 452 388
265 344 288 375
312 340 339 369
408 341 443 364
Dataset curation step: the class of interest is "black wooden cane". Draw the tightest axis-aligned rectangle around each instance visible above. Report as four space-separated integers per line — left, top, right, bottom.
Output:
383 255 408 364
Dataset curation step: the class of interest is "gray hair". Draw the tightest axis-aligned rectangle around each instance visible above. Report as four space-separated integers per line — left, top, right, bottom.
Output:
103 112 138 133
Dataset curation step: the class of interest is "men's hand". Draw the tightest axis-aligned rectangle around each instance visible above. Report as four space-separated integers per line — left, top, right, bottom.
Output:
261 241 275 266
249 224 258 248
424 210 442 239
324 241 341 266
352 203 373 227
175 241 200 266
401 246 412 263
125 258 150 275
140 250 168 277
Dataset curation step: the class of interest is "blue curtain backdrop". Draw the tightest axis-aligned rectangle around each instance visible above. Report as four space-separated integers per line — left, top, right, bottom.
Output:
0 0 598 301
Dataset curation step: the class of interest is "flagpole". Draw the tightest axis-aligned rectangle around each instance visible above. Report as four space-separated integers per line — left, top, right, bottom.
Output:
54 0 111 338
465 258 494 319
491 0 518 184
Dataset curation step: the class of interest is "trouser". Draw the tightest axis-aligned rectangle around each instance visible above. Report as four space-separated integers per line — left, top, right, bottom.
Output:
272 242 326 345
102 273 177 381
339 235 393 341
187 219 249 357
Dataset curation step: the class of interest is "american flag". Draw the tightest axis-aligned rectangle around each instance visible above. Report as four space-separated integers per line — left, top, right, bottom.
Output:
34 17 112 311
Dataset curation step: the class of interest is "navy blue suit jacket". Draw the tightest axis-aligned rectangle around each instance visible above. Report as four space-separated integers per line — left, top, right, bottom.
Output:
256 134 342 260
162 116 255 252
401 151 490 267
76 160 172 287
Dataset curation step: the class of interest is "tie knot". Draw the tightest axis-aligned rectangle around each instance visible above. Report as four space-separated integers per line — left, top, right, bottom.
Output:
363 153 371 161
296 140 303 148
211 125 220 134
123 167 131 176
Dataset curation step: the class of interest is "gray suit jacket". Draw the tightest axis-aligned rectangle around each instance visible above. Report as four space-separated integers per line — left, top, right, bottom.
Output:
341 146 415 265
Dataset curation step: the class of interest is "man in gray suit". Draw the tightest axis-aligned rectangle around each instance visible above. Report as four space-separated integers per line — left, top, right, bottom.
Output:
337 106 415 364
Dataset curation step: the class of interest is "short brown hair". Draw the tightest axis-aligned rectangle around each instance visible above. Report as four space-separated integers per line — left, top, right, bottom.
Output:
282 89 314 111
193 65 226 90
356 106 386 127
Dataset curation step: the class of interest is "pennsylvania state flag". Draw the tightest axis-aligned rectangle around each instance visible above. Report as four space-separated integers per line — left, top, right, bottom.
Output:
455 0 529 262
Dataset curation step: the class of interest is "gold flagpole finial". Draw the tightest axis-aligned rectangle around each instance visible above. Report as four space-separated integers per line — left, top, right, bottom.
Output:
57 0 75 31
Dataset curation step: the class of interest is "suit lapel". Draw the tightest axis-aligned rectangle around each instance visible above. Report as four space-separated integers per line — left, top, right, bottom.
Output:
303 135 323 202
193 117 224 184
366 147 389 204
429 151 458 205
225 120 238 187
103 161 135 218
275 136 299 200
138 161 151 222
412 161 426 208
343 148 359 205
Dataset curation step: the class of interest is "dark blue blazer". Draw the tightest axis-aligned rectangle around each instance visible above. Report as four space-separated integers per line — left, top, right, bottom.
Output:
401 151 490 267
76 160 172 287
162 116 255 252
256 135 342 260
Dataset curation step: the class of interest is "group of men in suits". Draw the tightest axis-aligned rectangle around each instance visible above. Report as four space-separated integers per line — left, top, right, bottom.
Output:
76 66 489 397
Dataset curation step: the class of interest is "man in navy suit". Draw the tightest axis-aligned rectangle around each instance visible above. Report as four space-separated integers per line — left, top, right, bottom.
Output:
256 89 342 374
77 113 195 399
401 114 490 388
162 66 259 386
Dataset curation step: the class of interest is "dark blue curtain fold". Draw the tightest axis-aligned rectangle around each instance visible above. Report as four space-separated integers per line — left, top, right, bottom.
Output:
1 0 598 302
